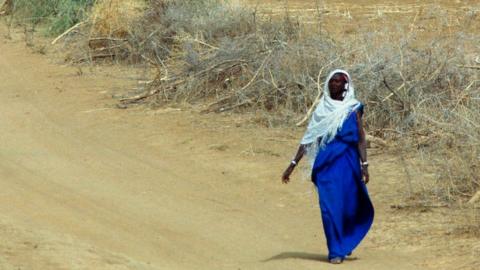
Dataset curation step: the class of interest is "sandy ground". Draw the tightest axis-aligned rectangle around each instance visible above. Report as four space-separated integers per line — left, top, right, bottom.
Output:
242 0 480 38
0 22 479 270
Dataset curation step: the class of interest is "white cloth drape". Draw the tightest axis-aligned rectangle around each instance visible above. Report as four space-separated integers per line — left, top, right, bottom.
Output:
301 69 360 154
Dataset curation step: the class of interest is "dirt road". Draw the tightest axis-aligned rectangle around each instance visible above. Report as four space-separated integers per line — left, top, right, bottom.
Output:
0 25 428 269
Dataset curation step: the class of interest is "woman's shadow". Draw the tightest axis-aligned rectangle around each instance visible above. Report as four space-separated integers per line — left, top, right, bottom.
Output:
262 252 330 263
262 252 358 263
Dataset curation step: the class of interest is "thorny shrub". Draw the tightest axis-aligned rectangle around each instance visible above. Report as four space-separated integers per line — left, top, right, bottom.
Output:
122 1 480 206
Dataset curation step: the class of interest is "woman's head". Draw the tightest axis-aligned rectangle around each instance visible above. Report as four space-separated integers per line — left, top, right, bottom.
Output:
328 72 349 101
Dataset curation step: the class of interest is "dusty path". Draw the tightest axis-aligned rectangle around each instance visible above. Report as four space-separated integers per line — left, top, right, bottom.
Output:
0 27 426 269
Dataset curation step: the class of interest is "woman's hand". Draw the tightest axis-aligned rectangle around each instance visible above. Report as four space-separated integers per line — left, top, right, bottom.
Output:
282 145 306 184
361 165 370 184
282 164 295 184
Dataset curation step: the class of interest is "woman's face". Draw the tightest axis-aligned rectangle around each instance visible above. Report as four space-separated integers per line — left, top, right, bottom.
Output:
328 73 348 100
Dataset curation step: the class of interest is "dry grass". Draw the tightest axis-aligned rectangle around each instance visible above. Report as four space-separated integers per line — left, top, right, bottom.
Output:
38 0 147 63
89 0 145 38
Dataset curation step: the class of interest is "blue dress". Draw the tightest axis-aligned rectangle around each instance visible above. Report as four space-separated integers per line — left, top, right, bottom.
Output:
312 105 374 260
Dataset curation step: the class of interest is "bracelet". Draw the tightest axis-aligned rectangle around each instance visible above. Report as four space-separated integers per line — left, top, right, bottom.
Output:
361 161 369 166
291 160 297 166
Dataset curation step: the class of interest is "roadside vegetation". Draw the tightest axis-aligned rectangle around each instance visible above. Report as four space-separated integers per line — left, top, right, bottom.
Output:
5 0 94 35
3 0 479 227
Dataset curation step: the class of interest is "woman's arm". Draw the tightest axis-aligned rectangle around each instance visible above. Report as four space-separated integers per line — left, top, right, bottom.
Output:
356 111 369 184
281 144 308 184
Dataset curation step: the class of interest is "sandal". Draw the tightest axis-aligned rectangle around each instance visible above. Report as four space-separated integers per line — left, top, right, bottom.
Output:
329 257 344 264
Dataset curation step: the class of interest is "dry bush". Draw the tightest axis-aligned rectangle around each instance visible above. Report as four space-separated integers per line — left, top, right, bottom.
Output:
119 1 480 207
44 0 480 207
48 0 146 63
90 0 145 38
86 0 145 60
122 0 337 115
351 7 480 204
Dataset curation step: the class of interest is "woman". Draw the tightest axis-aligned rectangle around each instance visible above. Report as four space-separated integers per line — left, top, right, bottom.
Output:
281 69 374 264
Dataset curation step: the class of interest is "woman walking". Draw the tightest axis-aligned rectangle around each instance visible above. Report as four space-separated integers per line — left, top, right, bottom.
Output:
281 69 374 264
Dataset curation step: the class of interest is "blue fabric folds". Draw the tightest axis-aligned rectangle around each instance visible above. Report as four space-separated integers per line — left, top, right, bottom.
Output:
312 105 374 260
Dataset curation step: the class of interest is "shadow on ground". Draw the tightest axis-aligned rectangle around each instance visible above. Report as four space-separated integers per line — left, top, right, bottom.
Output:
262 252 330 263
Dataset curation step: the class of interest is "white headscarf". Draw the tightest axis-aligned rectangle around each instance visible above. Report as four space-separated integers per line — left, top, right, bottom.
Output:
301 69 360 152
